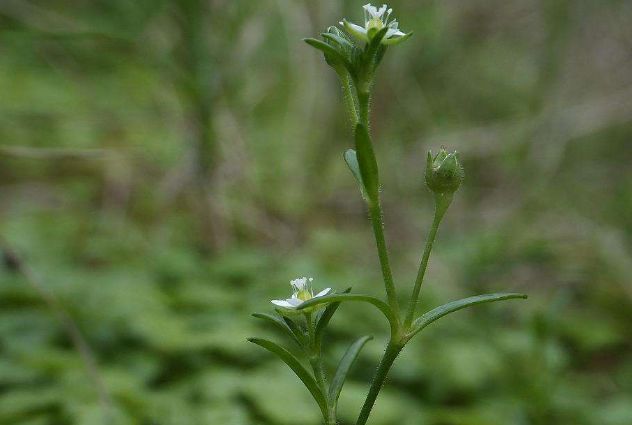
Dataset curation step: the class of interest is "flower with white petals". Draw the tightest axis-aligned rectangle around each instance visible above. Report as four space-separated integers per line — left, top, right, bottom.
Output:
271 277 332 310
340 3 409 45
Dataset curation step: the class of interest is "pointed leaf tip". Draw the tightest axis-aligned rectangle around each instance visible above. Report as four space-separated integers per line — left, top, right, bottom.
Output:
408 292 528 340
344 149 369 201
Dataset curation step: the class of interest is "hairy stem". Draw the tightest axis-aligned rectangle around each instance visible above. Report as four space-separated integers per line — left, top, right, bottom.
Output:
357 89 400 316
404 193 452 327
358 91 370 129
354 85 404 425
369 204 400 317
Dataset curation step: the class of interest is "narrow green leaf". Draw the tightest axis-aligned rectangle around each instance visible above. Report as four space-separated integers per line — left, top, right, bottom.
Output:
408 293 528 339
329 336 373 405
297 293 398 334
274 311 307 346
343 149 368 201
247 338 328 417
354 124 379 204
315 287 352 341
252 313 301 346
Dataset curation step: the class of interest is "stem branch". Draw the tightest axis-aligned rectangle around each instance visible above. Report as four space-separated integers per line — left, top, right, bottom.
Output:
404 193 452 327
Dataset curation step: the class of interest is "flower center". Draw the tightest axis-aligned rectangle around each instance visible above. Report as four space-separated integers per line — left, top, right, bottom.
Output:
367 17 385 30
296 289 313 301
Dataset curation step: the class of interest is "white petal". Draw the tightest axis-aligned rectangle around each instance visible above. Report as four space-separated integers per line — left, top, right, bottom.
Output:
271 299 295 308
314 288 332 298
385 28 405 38
286 298 303 307
382 31 411 45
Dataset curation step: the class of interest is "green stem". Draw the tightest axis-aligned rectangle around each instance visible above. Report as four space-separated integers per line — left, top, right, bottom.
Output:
306 313 334 424
369 204 400 318
355 342 402 425
311 357 334 425
354 80 403 425
404 193 453 327
358 91 370 129
356 89 400 317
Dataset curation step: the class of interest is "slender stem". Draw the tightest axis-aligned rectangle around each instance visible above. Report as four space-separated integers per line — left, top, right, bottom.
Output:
354 79 403 425
311 356 334 425
404 193 453 327
358 91 370 129
369 204 400 317
306 313 334 424
356 89 400 316
355 342 402 425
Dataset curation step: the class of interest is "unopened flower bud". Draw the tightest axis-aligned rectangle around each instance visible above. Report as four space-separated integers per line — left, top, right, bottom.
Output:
425 148 464 194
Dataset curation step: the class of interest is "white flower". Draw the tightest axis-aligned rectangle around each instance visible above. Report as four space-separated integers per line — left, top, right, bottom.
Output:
271 277 332 309
340 3 408 45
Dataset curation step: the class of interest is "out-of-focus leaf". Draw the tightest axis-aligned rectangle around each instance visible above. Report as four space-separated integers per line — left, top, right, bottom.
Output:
247 338 327 418
315 287 352 342
329 335 372 406
252 312 302 346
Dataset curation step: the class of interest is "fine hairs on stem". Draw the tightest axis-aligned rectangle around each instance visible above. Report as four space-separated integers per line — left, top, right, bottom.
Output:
250 4 527 425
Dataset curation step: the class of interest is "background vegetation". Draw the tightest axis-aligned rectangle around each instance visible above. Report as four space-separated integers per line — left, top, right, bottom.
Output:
1 0 631 424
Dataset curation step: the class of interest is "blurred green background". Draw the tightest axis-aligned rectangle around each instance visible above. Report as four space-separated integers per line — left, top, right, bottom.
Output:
1 0 631 424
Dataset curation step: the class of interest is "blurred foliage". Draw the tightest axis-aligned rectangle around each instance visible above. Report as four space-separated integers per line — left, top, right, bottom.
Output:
1 0 632 424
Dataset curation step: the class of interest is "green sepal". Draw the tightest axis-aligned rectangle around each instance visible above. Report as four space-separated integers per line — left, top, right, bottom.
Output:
252 313 302 347
407 293 528 340
425 148 464 194
247 338 328 418
304 37 342 58
274 309 308 346
367 26 389 50
304 38 352 71
296 293 398 335
341 18 369 43
329 335 373 406
315 287 352 342
344 149 369 201
362 26 389 81
354 124 380 205
322 32 354 51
